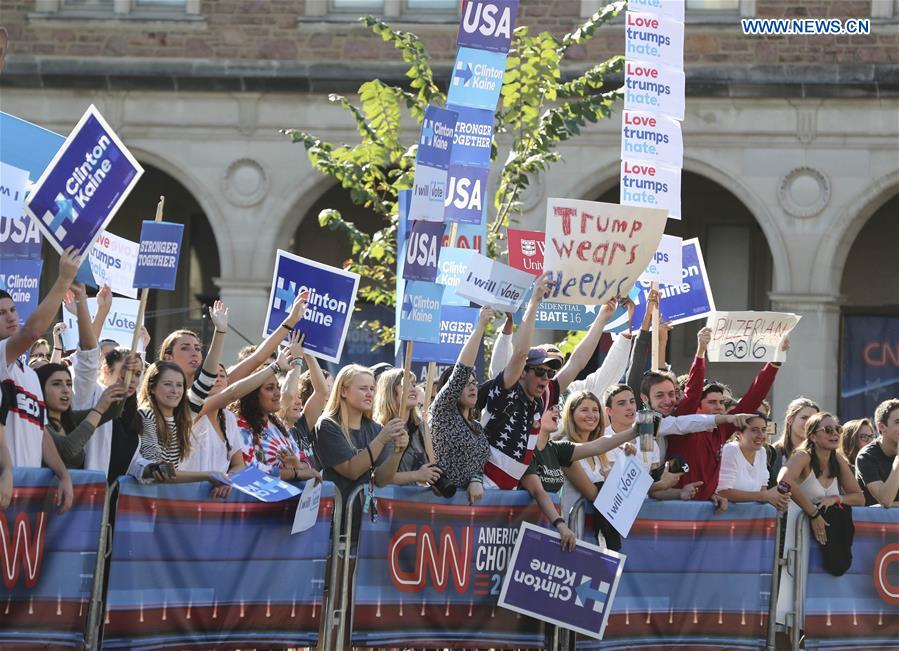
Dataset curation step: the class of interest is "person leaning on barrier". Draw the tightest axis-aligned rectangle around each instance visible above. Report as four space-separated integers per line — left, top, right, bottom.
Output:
840 418 875 473
277 337 329 469
854 399 899 507
429 306 492 505
716 412 791 510
768 397 819 487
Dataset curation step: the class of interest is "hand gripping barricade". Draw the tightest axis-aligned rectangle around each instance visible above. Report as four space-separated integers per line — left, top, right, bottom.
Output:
565 497 781 651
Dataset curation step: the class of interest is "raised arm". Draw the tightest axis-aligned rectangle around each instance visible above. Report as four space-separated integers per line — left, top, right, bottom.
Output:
69 283 98 351
277 331 305 419
228 293 307 384
41 429 74 513
461 306 493 369
556 297 618 391
202 349 291 415
571 425 638 462
503 273 550 390
625 289 658 407
488 314 513 379
520 473 576 550
50 322 67 363
675 327 710 416
91 285 112 342
5 248 79 365
300 351 329 429
0 423 12 510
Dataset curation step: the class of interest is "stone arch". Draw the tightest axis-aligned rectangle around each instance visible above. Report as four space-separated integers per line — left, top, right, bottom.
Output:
271 171 339 255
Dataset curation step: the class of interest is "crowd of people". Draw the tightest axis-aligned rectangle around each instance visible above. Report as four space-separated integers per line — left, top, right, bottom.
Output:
2 250 898 630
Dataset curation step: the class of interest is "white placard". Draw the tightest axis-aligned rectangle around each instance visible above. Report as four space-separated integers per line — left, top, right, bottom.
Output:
705 311 802 363
639 234 682 286
60 297 143 351
625 11 684 68
85 230 139 298
455 251 534 312
593 454 653 538
628 0 685 22
624 60 685 122
291 480 322 535
0 162 30 220
621 109 683 168
620 159 681 220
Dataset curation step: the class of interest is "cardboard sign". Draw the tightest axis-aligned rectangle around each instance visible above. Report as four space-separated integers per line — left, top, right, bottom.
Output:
412 305 481 365
402 220 445 282
507 228 546 277
132 221 184 291
417 104 458 170
24 105 144 256
409 163 448 222
621 109 683 168
706 311 801 363
449 104 494 167
624 60 685 121
60 296 142 351
446 219 487 254
291 480 322 534
264 251 360 364
80 230 139 298
628 0 685 22
620 159 681 220
398 280 443 344
457 0 518 54
447 47 507 111
435 246 476 306
444 164 488 224
639 233 682 285
456 252 534 312
0 162 29 225
594 454 653 537
625 11 684 67
0 259 42 326
542 198 667 305
0 216 42 260
229 466 302 503
498 522 626 640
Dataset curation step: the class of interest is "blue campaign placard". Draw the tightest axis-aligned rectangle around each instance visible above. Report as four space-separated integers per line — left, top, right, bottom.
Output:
412 305 480 365
402 220 445 282
498 521 625 640
133 221 184 291
448 47 508 111
0 216 43 260
0 259 42 326
449 104 494 167
457 0 519 54
445 220 487 255
399 280 443 344
445 163 488 224
435 247 475 306
264 250 360 364
417 105 458 170
228 465 302 502
24 105 144 256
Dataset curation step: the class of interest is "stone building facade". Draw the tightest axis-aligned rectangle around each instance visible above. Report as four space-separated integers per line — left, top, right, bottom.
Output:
1 0 897 415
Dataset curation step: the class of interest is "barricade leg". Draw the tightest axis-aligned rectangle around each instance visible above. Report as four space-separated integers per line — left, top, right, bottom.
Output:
335 485 364 648
84 480 117 651
561 498 587 651
791 518 806 651
766 513 783 651
321 488 343 651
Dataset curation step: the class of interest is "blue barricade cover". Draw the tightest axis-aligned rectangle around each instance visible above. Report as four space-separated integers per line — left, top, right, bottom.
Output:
577 499 777 649
352 485 557 648
103 477 336 650
804 506 899 650
1 468 107 649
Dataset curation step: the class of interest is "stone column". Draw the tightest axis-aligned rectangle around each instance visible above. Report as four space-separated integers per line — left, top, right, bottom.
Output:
769 292 843 414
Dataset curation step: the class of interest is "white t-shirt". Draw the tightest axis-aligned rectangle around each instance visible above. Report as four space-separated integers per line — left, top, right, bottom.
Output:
180 411 243 474
717 441 768 493
0 339 46 467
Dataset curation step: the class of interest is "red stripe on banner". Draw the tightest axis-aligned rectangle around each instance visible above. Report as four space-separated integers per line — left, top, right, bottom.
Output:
1 597 91 635
603 609 768 638
115 494 335 520
805 613 899 638
352 603 544 638
8 483 107 508
372 498 547 522
628 517 775 537
854 520 899 535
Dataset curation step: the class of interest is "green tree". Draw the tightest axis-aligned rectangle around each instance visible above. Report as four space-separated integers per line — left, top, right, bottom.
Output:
284 1 626 347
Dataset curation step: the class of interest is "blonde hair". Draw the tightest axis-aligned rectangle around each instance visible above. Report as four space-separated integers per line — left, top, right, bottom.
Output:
776 397 819 457
556 390 609 468
373 368 421 428
321 364 375 442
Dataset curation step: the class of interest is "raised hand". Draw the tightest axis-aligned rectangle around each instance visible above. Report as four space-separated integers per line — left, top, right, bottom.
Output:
287 329 305 359
477 306 495 326
52 322 68 339
58 247 80 285
289 291 309 324
209 300 229 332
96 284 112 310
696 326 712 356
531 272 553 303
96 382 126 412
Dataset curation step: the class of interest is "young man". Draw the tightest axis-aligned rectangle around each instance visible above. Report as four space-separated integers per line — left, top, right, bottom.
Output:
0 247 80 512
855 398 899 507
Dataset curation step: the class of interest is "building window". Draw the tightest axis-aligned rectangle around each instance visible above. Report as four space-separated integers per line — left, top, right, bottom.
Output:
580 0 754 18
871 0 899 19
306 0 458 19
38 0 199 17
686 0 739 9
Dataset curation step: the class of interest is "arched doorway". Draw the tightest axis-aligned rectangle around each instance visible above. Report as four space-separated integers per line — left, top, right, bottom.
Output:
597 171 774 395
839 192 899 419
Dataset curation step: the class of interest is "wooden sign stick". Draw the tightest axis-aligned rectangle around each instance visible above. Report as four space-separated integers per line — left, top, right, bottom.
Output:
398 340 415 422
650 281 661 371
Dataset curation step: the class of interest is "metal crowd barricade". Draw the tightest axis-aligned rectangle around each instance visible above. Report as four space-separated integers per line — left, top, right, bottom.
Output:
321 485 344 651
333 484 365 648
84 479 119 651
785 514 809 651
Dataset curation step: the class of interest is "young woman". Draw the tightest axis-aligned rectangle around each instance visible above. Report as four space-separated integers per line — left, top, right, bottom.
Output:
775 412 865 628
557 391 613 522
373 368 440 487
37 362 125 468
717 413 792 509
840 418 875 470
522 397 640 550
429 307 492 504
277 334 329 468
769 397 819 484
315 365 407 509
27 338 51 369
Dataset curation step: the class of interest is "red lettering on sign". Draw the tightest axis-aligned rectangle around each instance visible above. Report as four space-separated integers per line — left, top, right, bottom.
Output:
627 13 660 29
874 543 899 606
864 342 899 368
389 524 472 594
626 62 659 78
623 162 656 176
624 113 657 127
1 512 47 589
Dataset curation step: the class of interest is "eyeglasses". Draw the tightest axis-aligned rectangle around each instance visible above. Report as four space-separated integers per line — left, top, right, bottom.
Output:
858 431 875 441
813 426 842 435
465 379 479 388
526 366 556 379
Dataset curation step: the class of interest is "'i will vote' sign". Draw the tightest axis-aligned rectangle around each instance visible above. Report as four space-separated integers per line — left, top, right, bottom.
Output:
24 105 143 256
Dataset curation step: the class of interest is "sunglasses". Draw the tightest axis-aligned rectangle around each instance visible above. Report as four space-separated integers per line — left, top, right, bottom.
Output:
526 366 556 379
813 425 842 435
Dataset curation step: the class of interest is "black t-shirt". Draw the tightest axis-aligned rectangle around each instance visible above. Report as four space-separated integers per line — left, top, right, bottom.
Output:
290 416 319 471
315 417 391 502
523 440 575 494
855 440 896 505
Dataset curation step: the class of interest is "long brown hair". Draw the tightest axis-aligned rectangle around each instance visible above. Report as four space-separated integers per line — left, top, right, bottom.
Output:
840 418 873 466
158 329 201 363
138 361 193 460
776 397 819 457
797 411 841 480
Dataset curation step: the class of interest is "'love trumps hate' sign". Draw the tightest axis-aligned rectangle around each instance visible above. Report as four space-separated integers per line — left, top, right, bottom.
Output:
542 198 667 306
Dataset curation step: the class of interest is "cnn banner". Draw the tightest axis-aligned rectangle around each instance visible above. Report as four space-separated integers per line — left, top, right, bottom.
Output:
103 478 336 649
1 468 107 649
352 486 555 648
578 500 776 649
